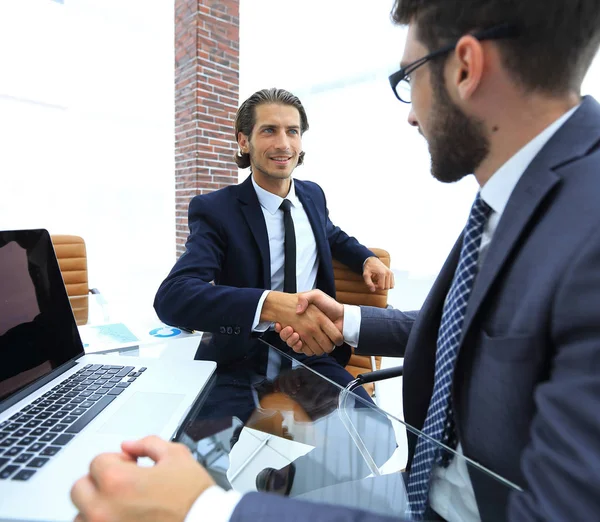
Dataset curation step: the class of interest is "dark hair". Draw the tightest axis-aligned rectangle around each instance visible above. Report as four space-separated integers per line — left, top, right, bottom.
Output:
391 0 600 95
233 88 309 169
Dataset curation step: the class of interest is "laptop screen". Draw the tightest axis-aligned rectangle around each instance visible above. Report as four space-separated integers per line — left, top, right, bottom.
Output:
0 230 83 401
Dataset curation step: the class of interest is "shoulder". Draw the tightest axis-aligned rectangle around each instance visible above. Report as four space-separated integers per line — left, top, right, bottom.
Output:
295 178 326 203
189 184 240 214
295 177 322 193
554 148 600 222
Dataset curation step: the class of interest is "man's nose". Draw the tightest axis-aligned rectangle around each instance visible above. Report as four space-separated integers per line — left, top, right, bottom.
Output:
408 106 419 128
274 130 291 150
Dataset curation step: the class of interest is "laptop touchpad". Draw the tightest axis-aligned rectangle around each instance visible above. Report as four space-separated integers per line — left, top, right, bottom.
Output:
97 392 186 438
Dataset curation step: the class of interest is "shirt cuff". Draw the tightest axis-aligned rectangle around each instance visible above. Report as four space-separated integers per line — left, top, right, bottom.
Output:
185 485 243 522
252 290 273 332
342 304 361 347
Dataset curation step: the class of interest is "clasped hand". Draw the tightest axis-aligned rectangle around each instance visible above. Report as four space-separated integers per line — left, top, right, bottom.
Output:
265 257 391 356
272 290 344 356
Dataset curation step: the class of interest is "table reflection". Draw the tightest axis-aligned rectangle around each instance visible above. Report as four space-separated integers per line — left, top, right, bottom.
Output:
179 345 407 518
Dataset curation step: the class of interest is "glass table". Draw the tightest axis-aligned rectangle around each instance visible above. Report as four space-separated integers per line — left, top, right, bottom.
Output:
66 295 521 519
68 294 202 358
175 338 521 520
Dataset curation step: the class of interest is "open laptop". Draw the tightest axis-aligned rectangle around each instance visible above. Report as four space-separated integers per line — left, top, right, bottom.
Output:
0 230 216 521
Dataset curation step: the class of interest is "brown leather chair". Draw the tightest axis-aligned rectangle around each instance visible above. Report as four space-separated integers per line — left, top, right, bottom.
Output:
50 235 98 325
333 248 391 397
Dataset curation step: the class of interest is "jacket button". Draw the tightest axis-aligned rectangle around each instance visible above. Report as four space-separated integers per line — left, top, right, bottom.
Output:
219 327 226 334
226 326 233 334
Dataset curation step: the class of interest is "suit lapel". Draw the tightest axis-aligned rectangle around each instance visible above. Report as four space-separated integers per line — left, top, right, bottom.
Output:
402 234 462 439
460 170 559 340
237 175 271 288
461 96 600 345
409 234 462 358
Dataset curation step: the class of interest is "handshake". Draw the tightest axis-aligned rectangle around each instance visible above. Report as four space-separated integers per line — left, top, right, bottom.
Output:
261 289 344 357
261 256 395 357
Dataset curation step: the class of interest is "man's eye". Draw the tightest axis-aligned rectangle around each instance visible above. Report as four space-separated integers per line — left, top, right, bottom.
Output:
263 128 274 134
289 129 299 135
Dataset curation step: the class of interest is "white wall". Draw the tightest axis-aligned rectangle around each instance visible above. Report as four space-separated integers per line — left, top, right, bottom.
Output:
240 0 600 307
0 0 175 307
2 1 600 310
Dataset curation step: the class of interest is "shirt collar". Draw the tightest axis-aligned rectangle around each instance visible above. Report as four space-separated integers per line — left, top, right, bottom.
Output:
481 104 580 216
251 176 299 215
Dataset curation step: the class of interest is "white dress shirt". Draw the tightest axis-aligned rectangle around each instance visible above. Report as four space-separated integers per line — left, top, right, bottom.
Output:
186 106 579 522
250 176 319 331
186 175 321 522
185 486 242 522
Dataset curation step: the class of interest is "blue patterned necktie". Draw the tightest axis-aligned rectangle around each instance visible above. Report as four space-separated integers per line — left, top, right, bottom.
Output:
407 193 491 519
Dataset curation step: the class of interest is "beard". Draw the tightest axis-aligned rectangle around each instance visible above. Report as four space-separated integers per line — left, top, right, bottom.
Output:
426 68 490 183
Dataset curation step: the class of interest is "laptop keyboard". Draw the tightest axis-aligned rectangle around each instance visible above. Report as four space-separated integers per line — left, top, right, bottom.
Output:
0 363 146 482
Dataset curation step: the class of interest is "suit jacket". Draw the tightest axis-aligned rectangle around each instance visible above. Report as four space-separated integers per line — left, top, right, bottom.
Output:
154 174 374 369
231 97 600 521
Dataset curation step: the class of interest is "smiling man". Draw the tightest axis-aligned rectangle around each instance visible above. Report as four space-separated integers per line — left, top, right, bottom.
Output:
154 88 393 409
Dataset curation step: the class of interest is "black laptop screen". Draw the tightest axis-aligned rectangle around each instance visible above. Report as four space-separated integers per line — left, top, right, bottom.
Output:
0 230 83 401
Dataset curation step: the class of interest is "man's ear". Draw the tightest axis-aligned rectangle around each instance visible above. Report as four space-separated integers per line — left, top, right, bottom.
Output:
452 35 484 101
237 132 249 153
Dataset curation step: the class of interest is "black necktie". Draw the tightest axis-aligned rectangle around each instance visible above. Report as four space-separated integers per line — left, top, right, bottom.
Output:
280 199 297 293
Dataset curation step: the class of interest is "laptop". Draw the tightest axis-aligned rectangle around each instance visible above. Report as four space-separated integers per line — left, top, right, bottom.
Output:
0 229 216 521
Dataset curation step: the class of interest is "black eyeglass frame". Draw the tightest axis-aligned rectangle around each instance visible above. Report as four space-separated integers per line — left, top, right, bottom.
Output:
389 23 519 103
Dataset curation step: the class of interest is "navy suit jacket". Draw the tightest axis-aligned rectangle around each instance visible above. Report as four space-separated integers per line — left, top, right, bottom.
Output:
154 174 374 369
231 97 600 521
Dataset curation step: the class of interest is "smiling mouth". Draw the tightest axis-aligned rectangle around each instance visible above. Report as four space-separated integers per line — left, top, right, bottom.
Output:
270 156 292 165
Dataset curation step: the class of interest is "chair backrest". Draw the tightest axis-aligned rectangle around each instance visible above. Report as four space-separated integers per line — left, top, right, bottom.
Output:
333 248 391 396
333 248 390 308
50 235 89 324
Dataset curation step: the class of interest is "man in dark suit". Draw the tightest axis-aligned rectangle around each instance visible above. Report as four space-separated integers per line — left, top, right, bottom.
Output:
71 0 600 521
154 87 393 409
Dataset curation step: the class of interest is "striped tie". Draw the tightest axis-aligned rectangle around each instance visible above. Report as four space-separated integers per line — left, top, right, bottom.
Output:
407 193 491 519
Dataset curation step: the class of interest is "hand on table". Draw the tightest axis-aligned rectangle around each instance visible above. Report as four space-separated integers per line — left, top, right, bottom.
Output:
71 436 214 522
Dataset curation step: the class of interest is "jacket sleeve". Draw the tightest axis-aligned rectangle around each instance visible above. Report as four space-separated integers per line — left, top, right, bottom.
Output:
507 225 600 521
154 196 263 336
355 306 418 357
230 492 406 522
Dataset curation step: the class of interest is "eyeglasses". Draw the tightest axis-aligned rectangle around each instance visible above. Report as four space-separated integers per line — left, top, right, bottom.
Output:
389 24 519 104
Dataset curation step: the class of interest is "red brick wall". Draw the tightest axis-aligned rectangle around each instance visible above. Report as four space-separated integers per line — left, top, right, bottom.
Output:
174 0 240 256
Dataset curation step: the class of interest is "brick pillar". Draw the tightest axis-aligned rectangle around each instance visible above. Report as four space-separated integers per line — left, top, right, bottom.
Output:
174 0 240 256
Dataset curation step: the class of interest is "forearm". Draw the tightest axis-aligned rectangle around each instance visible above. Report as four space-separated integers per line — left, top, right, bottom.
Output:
259 291 297 323
329 226 375 274
154 277 263 335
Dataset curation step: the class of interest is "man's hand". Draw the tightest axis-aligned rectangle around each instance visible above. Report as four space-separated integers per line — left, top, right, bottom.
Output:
275 290 344 354
363 256 394 292
71 436 214 522
261 291 343 356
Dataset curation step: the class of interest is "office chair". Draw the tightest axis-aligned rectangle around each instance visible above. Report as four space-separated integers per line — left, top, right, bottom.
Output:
333 248 391 397
50 234 99 325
